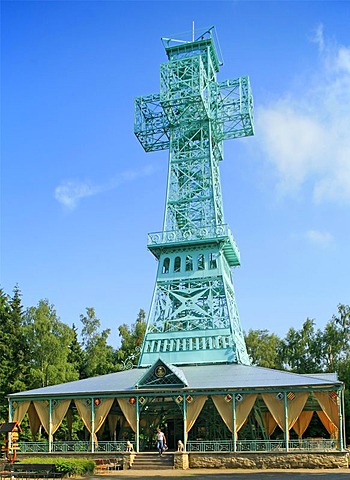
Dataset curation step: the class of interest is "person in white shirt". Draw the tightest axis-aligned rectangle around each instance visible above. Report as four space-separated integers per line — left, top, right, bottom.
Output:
156 428 166 455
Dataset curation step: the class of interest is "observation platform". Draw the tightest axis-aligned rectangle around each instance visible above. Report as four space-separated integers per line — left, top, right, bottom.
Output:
147 224 240 266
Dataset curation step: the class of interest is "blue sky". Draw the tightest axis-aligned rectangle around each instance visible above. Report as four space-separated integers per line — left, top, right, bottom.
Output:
2 1 349 346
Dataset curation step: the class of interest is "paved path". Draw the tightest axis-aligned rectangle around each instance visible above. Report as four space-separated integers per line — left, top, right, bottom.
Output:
87 468 350 479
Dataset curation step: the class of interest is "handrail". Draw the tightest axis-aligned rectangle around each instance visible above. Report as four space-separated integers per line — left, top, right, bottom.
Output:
17 439 338 453
187 439 338 452
18 440 131 453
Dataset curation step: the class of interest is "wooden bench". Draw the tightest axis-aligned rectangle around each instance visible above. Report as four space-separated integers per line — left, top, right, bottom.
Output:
0 463 64 479
95 458 122 472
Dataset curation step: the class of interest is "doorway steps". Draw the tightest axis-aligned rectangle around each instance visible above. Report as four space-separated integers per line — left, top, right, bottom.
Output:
130 452 174 470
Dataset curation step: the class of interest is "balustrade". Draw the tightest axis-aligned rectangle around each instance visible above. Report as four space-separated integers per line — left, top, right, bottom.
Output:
17 439 338 454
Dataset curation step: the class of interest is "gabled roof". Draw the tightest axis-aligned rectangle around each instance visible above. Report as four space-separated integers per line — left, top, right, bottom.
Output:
135 358 188 388
8 363 342 399
0 422 22 433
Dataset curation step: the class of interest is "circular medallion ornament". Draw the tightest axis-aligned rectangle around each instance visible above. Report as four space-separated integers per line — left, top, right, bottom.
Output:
155 365 166 378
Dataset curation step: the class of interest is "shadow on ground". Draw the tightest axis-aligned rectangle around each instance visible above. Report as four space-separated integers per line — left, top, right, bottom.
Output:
87 469 350 479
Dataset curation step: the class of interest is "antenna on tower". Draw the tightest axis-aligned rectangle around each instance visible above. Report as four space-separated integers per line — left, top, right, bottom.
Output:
192 21 195 42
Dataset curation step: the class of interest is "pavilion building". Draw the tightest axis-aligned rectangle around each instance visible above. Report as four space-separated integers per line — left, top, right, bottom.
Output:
6 27 347 469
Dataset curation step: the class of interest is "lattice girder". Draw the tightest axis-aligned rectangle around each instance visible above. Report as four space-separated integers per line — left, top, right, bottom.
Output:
164 37 221 73
160 54 216 124
212 77 254 141
138 241 250 366
135 29 253 367
164 122 224 232
166 160 215 232
149 278 231 333
135 77 254 153
134 94 170 152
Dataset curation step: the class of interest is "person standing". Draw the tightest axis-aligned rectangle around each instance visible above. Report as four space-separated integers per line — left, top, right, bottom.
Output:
156 428 166 456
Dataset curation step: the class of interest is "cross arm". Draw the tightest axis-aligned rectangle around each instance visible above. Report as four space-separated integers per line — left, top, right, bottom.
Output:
212 76 254 141
134 93 170 152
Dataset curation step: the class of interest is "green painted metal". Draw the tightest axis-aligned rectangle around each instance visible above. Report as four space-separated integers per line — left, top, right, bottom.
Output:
137 30 249 365
136 359 188 389
135 27 252 367
16 438 339 454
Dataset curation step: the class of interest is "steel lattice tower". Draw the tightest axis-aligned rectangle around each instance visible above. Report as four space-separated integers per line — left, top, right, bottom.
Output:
135 27 254 367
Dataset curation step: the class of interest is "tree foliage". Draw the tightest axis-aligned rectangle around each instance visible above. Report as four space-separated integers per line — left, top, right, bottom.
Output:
0 286 30 420
0 289 149 425
0 285 348 443
24 299 77 388
79 307 115 378
245 329 282 369
117 309 146 368
278 318 324 373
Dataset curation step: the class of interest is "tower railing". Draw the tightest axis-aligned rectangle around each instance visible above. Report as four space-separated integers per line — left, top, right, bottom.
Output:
147 224 240 266
148 224 238 247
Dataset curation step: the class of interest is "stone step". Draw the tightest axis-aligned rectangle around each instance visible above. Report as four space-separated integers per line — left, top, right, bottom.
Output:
132 457 173 464
131 453 174 470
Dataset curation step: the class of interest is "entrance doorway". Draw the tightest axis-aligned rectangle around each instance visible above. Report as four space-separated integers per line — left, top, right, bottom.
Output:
139 396 184 451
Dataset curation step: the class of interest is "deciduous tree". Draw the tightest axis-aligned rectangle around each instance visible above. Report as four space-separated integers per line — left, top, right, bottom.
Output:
116 309 146 369
278 318 323 373
79 307 116 378
24 299 76 388
245 329 282 369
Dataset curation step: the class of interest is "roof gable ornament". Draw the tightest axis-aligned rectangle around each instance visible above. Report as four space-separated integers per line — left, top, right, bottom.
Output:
135 358 188 389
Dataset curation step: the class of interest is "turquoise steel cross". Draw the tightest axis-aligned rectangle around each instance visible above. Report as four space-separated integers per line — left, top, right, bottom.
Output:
134 27 254 367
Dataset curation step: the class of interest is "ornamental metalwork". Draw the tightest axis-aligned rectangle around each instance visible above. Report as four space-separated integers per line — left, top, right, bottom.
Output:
134 26 254 367
120 346 141 371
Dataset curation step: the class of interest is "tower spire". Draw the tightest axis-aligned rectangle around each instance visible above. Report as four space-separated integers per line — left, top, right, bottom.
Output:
134 27 254 367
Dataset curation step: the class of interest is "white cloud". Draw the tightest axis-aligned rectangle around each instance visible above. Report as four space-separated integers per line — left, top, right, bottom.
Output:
55 165 156 209
305 230 334 248
312 24 325 52
55 181 100 209
256 25 350 205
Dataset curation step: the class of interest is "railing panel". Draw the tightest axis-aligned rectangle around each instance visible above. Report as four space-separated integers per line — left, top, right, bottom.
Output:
289 439 337 451
18 442 48 453
18 441 130 454
95 441 128 452
187 440 233 452
186 439 338 453
236 440 285 452
18 439 338 454
52 441 90 452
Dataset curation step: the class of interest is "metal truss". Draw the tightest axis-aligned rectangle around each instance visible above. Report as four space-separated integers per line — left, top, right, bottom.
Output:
149 277 232 333
135 28 254 367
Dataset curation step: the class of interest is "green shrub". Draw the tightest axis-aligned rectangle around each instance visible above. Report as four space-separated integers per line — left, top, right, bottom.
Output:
18 457 95 476
18 457 53 464
55 458 95 476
